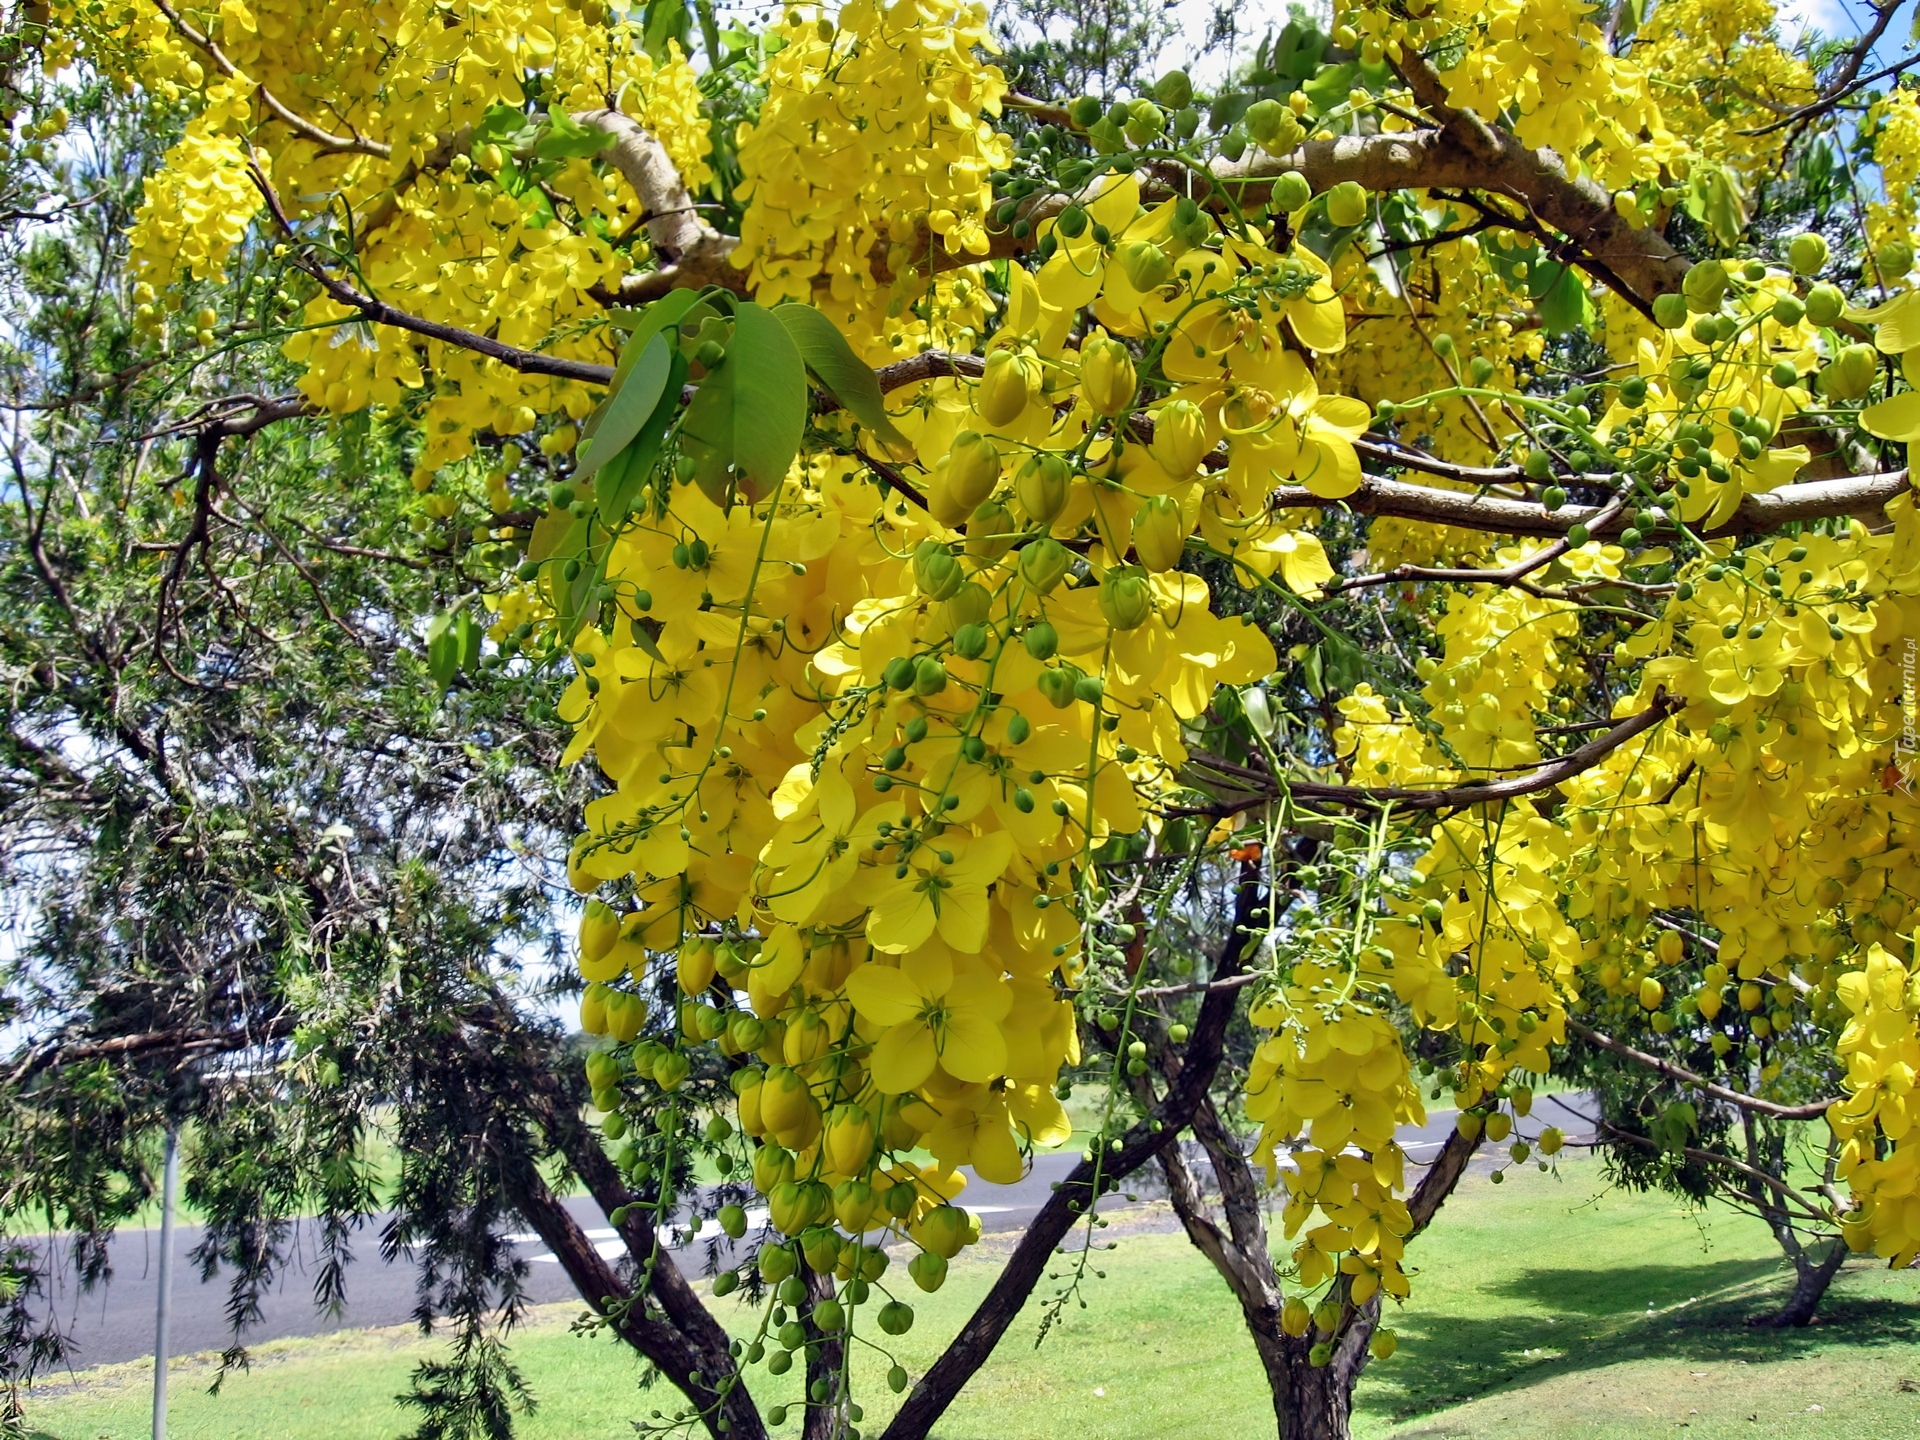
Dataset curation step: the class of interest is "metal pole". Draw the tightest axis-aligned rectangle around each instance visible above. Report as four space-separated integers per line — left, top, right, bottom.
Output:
152 1127 179 1440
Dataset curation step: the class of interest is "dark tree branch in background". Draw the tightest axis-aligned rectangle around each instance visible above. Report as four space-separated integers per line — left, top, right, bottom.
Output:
154 0 390 158
1743 1 1915 136
1568 1019 1840 1120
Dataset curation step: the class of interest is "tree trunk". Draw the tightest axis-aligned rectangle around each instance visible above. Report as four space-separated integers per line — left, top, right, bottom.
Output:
1266 1325 1373 1440
1753 1237 1847 1328
1737 1112 1847 1329
1155 1096 1483 1440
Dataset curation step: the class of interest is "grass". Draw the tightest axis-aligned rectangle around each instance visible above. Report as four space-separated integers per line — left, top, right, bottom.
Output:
22 1158 1920 1440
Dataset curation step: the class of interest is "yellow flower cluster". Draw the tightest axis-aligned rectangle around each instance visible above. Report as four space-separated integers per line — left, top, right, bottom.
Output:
126 96 260 293
1869 89 1920 260
73 0 713 469
561 446 1275 1268
1410 0 1676 187
730 0 1009 360
1634 0 1815 182
63 0 1920 1361
1536 510 1920 1264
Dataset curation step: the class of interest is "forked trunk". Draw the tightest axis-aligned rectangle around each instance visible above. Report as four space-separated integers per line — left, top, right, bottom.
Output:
1752 1237 1847 1328
1244 1302 1376 1440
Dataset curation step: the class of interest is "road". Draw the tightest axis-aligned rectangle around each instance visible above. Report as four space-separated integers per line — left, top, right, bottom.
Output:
33 1093 1593 1369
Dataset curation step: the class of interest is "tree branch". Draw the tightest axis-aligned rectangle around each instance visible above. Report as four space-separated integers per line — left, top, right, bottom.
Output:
1185 689 1682 815
877 865 1265 1440
1590 1121 1837 1225
576 110 740 296
153 0 390 158
1567 1019 1839 1120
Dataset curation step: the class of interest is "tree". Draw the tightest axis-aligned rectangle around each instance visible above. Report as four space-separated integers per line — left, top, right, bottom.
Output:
1563 937 1852 1330
17 0 1920 1438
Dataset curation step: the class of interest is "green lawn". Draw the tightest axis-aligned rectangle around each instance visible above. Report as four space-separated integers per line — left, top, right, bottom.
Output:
23 1159 1920 1440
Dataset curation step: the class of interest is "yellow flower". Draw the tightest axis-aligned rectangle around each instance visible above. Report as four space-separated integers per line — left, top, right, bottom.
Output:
864 830 1015 954
845 950 1013 1091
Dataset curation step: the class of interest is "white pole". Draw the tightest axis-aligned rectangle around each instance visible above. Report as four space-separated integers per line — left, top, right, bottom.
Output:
152 1127 179 1440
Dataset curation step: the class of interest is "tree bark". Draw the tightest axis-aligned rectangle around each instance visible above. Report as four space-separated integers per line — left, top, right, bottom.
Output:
1755 1238 1848 1328
1157 1089 1483 1440
800 1264 847 1440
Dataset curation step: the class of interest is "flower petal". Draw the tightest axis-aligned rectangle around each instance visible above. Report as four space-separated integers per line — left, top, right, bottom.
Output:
870 1021 938 1093
969 1117 1025 1183
937 1012 1008 1082
845 963 925 1027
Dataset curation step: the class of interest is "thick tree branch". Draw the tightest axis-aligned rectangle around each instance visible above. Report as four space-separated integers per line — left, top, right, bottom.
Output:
499 1165 762 1440
576 110 741 296
1589 1122 1837 1225
1567 1019 1839 1120
1743 2 1914 136
6 1017 297 1092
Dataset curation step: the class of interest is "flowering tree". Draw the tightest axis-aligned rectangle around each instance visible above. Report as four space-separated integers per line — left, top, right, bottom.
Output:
21 0 1920 1436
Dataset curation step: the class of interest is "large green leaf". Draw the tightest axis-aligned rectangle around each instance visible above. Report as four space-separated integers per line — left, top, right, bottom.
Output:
595 349 688 520
729 299 808 491
576 332 671 483
427 611 461 692
1301 61 1356 116
679 354 737 505
772 303 911 452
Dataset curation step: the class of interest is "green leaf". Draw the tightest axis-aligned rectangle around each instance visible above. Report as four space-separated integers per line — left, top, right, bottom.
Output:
679 355 736 503
595 349 688 520
576 333 672 483
538 517 607 644
526 506 577 564
1301 61 1356 117
1318 633 1364 692
473 103 535 148
534 111 615 161
771 304 910 452
1683 164 1748 248
455 613 483 672
641 0 692 63
609 287 705 343
728 299 808 492
1532 262 1594 337
1273 22 1327 82
427 611 461 691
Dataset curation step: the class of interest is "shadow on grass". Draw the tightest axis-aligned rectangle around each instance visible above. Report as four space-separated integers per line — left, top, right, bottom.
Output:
1361 1258 1920 1427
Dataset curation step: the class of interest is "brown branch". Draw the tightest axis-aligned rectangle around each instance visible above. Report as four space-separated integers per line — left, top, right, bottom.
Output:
1274 467 1912 540
153 0 390 158
1590 1122 1837 1225
1325 497 1630 597
8 1017 297 1092
1188 689 1682 815
1128 971 1263 999
575 110 740 293
1742 2 1914 136
1407 1125 1482 1233
498 1163 764 1440
868 353 1911 538
1567 1019 1839 1120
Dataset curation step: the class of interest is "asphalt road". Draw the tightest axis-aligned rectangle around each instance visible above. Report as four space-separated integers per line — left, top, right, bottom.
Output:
35 1093 1593 1369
